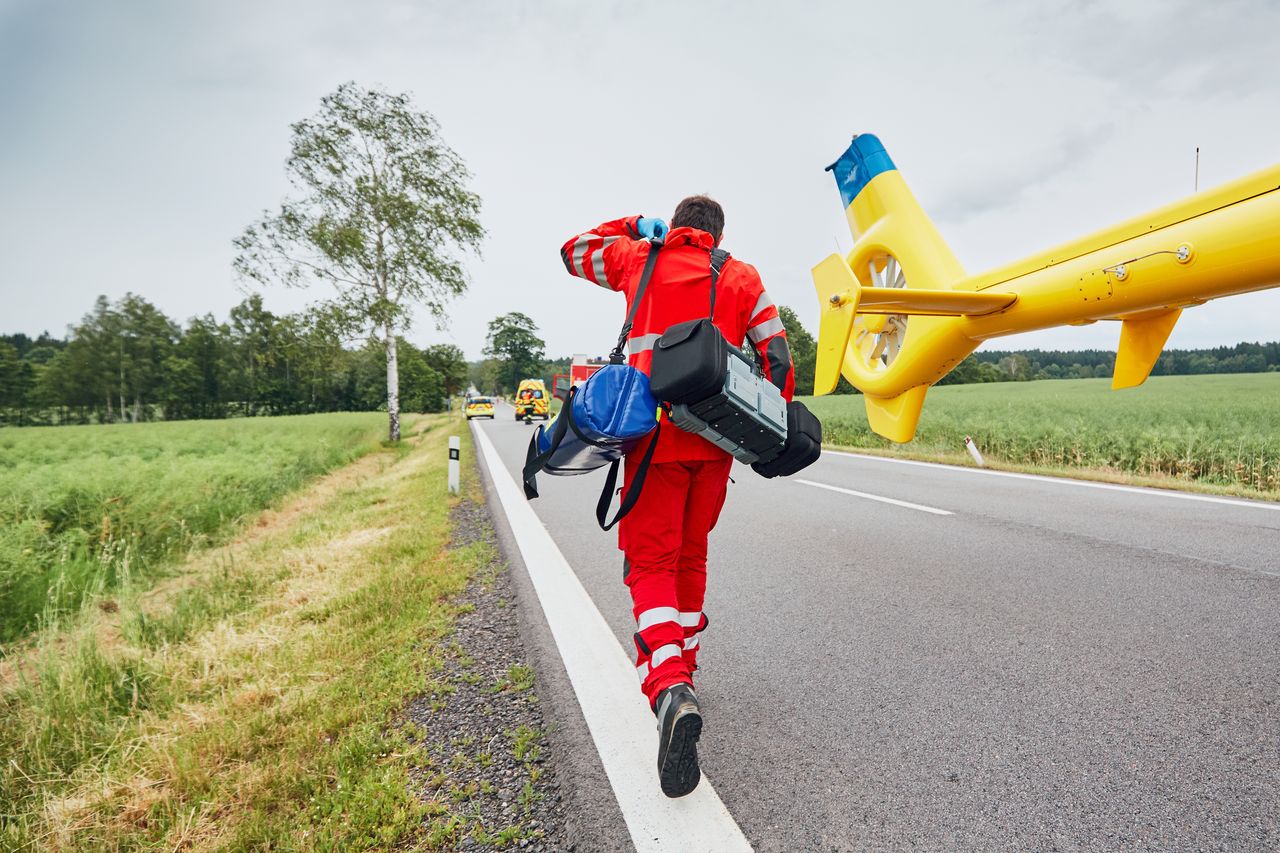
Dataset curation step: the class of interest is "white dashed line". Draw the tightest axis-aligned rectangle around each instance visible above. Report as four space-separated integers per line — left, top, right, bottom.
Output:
795 478 954 515
824 450 1280 512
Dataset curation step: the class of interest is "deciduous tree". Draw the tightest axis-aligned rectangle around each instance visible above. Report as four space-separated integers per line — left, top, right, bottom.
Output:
483 313 545 394
777 306 815 396
234 82 484 441
423 343 468 398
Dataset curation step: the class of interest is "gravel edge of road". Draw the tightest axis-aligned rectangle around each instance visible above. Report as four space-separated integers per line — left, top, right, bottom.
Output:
467 421 635 852
403 495 572 850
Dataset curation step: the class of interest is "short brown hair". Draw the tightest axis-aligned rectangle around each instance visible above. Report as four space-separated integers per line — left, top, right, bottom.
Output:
671 195 724 243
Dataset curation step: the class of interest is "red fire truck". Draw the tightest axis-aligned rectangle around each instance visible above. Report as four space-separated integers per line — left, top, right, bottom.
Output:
552 354 609 401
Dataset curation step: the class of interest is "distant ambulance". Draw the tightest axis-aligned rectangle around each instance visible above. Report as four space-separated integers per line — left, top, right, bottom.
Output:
552 354 609 401
515 379 549 421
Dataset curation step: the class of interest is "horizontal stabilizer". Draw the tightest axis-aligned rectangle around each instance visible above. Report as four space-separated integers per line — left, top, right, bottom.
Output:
1113 308 1181 389
857 287 1016 316
864 386 929 443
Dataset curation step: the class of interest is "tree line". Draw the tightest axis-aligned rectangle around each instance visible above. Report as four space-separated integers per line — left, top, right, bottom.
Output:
10 297 1276 427
461 307 1279 398
0 293 467 426
463 306 823 397
955 340 1280 383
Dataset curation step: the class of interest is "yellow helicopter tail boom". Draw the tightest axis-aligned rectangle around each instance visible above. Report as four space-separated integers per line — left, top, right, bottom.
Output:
813 133 1280 443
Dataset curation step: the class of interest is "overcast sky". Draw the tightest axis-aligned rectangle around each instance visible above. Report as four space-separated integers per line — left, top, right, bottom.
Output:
3 0 1279 360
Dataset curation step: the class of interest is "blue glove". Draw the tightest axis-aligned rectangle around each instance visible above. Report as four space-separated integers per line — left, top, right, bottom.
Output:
636 217 668 240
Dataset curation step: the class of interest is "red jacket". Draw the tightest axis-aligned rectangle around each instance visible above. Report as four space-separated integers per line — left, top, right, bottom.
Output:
561 215 795 463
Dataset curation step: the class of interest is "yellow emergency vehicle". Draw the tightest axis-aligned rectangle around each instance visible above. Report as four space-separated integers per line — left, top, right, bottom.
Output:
515 379 549 421
465 396 495 420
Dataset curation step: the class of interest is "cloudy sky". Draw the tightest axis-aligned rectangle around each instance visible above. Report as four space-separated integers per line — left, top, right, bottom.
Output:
3 0 1279 360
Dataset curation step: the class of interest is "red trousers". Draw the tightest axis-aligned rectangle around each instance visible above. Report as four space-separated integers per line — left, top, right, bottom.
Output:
619 456 733 707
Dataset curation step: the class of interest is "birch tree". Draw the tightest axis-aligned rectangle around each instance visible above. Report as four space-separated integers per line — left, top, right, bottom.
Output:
234 82 483 441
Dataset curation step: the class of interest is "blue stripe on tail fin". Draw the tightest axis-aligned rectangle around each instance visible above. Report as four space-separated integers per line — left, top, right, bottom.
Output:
826 134 896 208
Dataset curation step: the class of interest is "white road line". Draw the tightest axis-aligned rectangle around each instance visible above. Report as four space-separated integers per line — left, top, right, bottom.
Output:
825 450 1280 512
471 421 753 853
795 478 954 515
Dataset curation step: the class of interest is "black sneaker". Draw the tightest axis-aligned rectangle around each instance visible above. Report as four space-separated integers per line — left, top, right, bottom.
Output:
654 683 702 798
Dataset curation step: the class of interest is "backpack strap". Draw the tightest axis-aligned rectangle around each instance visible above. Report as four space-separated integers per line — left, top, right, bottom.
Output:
595 419 662 531
593 240 722 527
609 239 663 364
708 247 730 320
522 385 576 499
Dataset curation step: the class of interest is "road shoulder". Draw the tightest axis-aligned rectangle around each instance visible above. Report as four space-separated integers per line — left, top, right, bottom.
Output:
469 417 634 851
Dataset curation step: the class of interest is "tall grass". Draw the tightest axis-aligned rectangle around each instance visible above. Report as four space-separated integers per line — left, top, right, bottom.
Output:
804 373 1280 495
0 415 483 850
0 413 388 644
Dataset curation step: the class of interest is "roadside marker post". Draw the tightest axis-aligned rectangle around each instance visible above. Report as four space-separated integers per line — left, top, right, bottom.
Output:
448 436 460 494
965 435 986 467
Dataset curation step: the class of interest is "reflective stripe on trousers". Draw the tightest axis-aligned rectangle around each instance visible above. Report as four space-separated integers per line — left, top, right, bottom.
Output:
634 642 683 680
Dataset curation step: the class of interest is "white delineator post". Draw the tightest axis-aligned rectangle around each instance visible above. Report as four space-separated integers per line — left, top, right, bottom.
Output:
964 435 986 467
448 436 461 493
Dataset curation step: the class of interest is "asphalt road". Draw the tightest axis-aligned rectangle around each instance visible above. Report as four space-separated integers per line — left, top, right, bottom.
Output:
474 404 1280 851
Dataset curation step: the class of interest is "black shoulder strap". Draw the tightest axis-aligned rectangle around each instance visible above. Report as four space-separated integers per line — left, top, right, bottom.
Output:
609 239 663 364
595 419 661 531
708 247 730 320
522 386 576 499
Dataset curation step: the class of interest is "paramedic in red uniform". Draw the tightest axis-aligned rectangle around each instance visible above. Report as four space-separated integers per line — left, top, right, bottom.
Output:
560 196 795 797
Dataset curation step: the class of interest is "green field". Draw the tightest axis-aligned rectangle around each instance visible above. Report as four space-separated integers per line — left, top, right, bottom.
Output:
803 373 1280 498
0 415 527 850
0 414 389 645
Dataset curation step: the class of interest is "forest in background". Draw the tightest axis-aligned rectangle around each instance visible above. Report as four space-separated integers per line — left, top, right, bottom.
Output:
465 305 1280 398
5 292 1280 427
0 293 468 426
959 341 1280 383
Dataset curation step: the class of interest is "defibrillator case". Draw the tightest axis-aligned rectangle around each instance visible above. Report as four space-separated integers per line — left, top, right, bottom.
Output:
650 318 789 465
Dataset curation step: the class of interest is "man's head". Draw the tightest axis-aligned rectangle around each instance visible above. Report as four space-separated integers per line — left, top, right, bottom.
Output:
671 195 724 245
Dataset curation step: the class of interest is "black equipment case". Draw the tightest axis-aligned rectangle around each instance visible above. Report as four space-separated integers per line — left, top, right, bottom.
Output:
650 318 788 465
647 248 823 478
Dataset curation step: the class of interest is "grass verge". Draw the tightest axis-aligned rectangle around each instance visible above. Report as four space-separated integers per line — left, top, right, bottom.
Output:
0 413 392 644
823 442 1280 502
0 413 502 850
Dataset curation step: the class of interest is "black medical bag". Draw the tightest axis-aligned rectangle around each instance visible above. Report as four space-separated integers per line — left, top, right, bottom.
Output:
647 248 822 476
650 318 788 465
751 398 822 478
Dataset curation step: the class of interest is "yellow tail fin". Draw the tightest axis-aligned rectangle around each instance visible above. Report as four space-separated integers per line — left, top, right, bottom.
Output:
1112 308 1181 389
812 253 860 395
863 386 929 444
